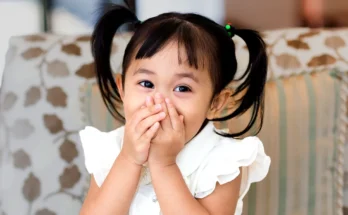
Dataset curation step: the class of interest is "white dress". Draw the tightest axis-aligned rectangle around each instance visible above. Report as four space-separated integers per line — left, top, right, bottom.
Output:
79 122 271 215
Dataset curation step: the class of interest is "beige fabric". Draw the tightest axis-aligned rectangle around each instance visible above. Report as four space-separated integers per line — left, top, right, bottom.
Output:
80 69 343 215
1 28 348 215
243 71 339 215
0 34 129 215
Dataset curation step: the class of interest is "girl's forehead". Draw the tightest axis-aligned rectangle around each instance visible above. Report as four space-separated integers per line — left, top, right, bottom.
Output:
134 41 208 71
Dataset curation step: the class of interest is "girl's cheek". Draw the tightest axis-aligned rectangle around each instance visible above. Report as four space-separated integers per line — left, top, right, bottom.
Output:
173 91 193 99
135 85 154 95
123 97 142 116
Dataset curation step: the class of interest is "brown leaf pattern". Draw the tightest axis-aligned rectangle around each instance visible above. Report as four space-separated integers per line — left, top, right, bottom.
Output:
22 173 41 202
307 54 337 67
47 60 70 77
46 87 67 107
61 43 81 56
59 165 81 189
325 36 346 49
297 30 321 39
2 92 17 111
11 119 35 139
75 63 96 79
21 47 44 60
43 114 64 134
35 209 56 215
59 139 78 163
13 149 31 169
75 36 91 42
24 35 46 42
24 86 41 107
275 54 301 69
287 40 310 50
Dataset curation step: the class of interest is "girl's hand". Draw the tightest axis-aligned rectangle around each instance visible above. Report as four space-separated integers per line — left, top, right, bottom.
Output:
120 101 166 166
147 93 185 168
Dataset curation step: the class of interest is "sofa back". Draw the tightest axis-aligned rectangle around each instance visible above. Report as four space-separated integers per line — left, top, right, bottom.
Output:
1 28 348 215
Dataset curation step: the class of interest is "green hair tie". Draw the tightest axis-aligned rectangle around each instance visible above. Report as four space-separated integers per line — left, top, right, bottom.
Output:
225 23 235 38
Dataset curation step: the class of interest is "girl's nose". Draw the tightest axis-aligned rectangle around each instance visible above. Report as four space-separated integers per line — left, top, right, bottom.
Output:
153 92 165 105
152 90 171 100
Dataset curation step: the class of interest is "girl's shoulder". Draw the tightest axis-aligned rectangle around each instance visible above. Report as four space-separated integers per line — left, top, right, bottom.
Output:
79 126 125 186
203 136 270 197
177 123 271 200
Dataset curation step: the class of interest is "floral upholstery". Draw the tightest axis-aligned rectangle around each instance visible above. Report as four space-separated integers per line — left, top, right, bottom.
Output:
0 28 348 215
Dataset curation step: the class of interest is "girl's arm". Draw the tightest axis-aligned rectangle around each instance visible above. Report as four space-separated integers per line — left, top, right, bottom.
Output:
80 153 142 215
80 103 164 215
150 164 241 215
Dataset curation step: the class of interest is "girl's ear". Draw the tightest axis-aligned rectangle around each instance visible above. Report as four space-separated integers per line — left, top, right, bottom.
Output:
115 74 124 100
206 88 234 119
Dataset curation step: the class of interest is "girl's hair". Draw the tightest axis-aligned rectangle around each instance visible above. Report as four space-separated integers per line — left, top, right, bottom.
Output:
91 5 268 137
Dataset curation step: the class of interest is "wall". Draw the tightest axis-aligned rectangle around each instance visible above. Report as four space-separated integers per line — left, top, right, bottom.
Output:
51 8 92 35
225 0 301 30
0 1 41 87
0 2 92 88
136 0 225 24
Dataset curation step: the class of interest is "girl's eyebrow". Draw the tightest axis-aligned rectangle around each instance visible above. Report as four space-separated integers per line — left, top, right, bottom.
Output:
175 72 199 83
133 68 155 76
134 68 199 83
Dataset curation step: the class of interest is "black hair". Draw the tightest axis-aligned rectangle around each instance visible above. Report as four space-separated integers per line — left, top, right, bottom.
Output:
91 4 268 137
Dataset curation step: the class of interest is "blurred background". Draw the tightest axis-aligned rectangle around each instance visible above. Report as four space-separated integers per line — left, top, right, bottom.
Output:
0 0 348 85
1 1 348 215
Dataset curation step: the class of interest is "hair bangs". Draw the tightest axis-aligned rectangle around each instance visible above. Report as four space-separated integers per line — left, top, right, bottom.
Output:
132 19 217 73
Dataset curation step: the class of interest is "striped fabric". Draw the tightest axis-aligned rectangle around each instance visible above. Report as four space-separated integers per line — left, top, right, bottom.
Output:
241 71 340 215
80 69 343 215
79 83 123 132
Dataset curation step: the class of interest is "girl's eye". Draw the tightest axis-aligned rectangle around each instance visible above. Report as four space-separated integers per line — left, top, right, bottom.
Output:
174 86 191 92
139 81 154 88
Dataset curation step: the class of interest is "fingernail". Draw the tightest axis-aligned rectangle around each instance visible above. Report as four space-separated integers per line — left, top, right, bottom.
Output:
155 93 161 99
165 98 170 103
155 104 162 110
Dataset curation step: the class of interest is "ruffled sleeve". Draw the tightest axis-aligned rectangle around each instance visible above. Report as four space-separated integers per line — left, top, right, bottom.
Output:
79 126 124 187
194 136 271 198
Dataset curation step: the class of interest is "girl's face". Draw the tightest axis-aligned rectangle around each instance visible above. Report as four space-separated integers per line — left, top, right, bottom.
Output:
117 42 215 143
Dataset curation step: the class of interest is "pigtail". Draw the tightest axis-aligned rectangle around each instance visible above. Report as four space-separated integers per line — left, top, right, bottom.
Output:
91 5 138 122
216 30 268 137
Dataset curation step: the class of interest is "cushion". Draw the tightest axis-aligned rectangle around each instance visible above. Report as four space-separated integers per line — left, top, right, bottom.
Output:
241 70 343 215
0 33 130 215
79 69 346 215
2 27 348 215
79 28 348 214
79 81 123 131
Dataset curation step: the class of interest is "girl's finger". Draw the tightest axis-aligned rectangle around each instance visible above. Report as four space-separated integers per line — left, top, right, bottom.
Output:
142 122 160 141
165 98 181 130
130 103 162 128
155 93 171 129
146 95 154 107
180 115 184 123
135 111 166 135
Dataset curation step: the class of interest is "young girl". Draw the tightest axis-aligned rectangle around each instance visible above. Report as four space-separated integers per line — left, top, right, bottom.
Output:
79 4 271 215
